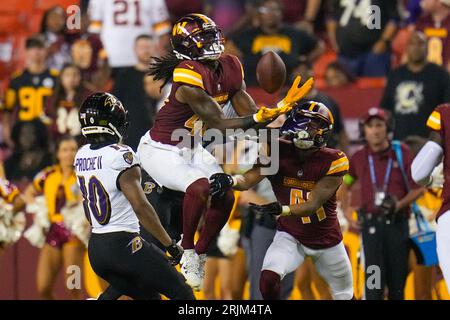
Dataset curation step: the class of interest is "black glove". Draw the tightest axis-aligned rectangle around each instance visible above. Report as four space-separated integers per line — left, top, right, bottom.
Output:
209 173 234 199
378 195 397 216
249 201 283 216
166 240 183 266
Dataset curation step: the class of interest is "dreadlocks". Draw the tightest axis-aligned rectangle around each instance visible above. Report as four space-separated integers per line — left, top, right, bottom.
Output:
148 52 182 90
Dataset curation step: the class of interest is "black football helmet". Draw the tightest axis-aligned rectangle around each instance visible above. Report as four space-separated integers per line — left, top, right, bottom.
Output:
171 13 225 61
280 101 334 150
79 92 128 142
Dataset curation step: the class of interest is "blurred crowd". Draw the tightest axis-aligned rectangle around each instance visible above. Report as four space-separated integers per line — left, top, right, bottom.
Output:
0 0 450 300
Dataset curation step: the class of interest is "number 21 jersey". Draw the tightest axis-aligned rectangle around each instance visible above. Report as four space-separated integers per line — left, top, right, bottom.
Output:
74 143 140 234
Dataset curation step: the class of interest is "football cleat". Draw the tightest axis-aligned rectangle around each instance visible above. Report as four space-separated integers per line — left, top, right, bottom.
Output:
180 249 202 290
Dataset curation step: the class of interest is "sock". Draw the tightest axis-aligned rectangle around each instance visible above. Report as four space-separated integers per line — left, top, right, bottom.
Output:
180 178 209 249
260 270 281 300
195 190 235 254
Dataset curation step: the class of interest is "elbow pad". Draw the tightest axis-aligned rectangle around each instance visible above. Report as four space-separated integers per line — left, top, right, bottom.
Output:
412 141 443 185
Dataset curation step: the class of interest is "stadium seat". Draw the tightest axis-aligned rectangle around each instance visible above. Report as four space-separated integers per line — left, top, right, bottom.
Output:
35 0 80 11
0 15 26 35
313 49 337 79
357 77 386 89
0 0 35 14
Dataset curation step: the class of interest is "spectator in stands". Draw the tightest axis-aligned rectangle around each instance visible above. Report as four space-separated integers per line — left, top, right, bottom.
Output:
2 37 58 148
24 136 84 300
88 0 171 79
45 64 91 142
225 0 323 87
380 31 450 140
341 108 424 300
113 35 158 150
204 0 248 37
40 6 72 71
143 75 170 112
4 120 52 183
324 61 356 88
415 0 450 72
68 10 110 92
293 60 350 152
327 0 400 77
166 0 204 23
278 0 327 35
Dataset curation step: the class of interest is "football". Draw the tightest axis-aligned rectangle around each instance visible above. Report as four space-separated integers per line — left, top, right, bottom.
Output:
256 51 286 93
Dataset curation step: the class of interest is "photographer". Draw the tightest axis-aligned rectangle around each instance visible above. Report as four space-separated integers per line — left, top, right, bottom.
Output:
341 108 424 300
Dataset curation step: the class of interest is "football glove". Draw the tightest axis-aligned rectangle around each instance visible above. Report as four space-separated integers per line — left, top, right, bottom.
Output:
277 76 314 109
253 76 314 123
249 201 291 217
166 240 184 266
209 173 234 199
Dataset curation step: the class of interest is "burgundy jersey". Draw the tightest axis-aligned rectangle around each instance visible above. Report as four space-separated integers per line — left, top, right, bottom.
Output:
426 103 450 221
268 142 349 249
150 54 244 146
416 15 450 69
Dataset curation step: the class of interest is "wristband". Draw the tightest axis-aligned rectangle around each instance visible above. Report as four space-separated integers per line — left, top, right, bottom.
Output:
253 113 262 123
232 175 245 187
281 205 291 216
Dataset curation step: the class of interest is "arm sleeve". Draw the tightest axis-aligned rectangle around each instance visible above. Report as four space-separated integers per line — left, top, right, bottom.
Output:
411 141 443 186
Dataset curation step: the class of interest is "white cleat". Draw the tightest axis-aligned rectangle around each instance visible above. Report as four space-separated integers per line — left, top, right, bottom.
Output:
180 249 202 291
198 253 207 289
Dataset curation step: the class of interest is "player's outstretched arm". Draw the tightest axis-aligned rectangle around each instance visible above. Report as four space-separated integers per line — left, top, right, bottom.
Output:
230 81 258 116
412 131 443 186
176 76 313 131
250 175 343 217
209 167 265 199
119 166 183 264
176 85 257 131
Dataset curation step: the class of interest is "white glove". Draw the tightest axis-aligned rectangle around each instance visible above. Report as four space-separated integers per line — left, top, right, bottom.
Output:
217 224 240 257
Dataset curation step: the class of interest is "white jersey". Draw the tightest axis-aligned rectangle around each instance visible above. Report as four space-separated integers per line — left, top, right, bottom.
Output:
75 143 140 234
88 0 171 67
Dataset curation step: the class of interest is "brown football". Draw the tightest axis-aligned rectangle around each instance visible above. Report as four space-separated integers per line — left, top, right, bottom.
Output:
256 51 286 93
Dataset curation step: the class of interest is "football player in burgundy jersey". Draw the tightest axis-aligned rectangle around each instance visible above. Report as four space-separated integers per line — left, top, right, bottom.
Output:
412 103 450 293
210 101 354 300
139 13 313 290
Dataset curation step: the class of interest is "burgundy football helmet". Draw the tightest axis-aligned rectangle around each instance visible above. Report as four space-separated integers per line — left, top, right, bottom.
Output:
171 13 225 61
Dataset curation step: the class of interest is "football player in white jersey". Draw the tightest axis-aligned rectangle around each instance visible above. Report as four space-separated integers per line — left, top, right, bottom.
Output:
75 92 194 300
88 0 171 70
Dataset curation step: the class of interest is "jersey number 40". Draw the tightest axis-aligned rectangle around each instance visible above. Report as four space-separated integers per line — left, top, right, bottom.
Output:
77 176 112 225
